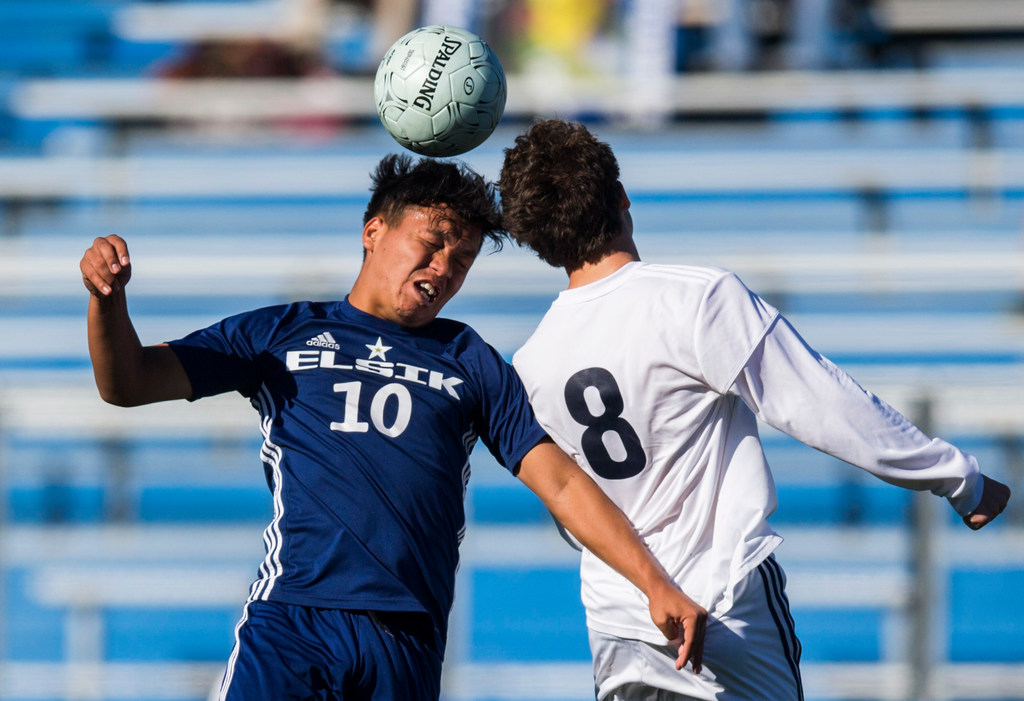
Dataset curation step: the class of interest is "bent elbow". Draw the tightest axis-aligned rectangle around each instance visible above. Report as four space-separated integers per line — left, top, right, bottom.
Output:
99 393 133 408
97 385 145 407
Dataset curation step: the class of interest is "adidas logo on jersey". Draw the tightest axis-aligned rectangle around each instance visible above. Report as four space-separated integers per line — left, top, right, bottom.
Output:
307 332 340 350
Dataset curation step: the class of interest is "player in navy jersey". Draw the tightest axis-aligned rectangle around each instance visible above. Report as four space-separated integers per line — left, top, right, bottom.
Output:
499 119 1011 701
80 154 707 700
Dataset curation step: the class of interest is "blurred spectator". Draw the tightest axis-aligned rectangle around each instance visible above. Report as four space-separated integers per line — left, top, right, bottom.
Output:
521 0 612 75
475 0 612 76
421 0 476 31
368 0 420 57
833 0 901 68
674 0 718 72
335 0 419 63
152 36 337 139
153 0 336 79
786 0 837 69
156 38 331 79
708 0 792 71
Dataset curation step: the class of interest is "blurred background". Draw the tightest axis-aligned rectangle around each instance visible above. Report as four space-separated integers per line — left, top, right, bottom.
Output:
1 0 1023 699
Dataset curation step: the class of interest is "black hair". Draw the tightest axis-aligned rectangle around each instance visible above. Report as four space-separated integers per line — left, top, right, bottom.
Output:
364 154 505 249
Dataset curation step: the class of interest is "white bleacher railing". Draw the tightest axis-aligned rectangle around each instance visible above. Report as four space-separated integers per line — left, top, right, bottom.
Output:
9 68 1024 123
2 148 1023 198
3 237 1023 297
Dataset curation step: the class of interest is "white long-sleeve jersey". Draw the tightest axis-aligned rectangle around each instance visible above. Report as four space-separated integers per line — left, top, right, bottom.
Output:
512 262 982 644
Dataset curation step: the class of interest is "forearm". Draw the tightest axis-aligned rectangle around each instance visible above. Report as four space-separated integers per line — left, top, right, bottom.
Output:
735 318 982 514
518 441 670 598
88 290 147 405
517 439 707 666
555 470 669 592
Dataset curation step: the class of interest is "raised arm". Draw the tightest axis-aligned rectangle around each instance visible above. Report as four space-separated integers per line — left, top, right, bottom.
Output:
81 235 192 406
516 438 707 672
732 316 1010 528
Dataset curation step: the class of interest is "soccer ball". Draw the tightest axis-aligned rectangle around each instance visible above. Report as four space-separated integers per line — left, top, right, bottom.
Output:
374 25 506 158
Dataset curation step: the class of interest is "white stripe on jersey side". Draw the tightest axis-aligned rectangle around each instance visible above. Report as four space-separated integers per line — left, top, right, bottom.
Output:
460 427 477 500
221 386 286 699
217 600 254 700
251 385 286 601
456 427 477 548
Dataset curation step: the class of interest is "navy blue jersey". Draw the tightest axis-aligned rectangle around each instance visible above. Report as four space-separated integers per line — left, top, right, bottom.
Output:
167 298 547 652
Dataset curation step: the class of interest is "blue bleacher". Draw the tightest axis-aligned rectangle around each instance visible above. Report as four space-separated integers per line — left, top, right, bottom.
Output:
2 3 1024 701
0 1 121 77
5 432 1019 530
950 568 1024 662
104 608 236 661
797 609 885 662
471 568 591 662
0 0 203 80
4 570 66 661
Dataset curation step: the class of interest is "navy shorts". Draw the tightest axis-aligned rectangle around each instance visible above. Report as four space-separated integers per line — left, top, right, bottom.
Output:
217 601 443 700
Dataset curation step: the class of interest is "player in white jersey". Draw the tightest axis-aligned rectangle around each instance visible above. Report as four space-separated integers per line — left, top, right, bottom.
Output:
498 119 1011 700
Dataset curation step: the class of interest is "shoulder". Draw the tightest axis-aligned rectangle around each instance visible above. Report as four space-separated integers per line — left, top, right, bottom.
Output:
221 300 325 322
269 300 335 322
425 318 512 382
426 315 473 338
635 262 733 289
588 263 742 311
203 301 338 349
421 316 491 353
636 264 759 304
236 300 339 327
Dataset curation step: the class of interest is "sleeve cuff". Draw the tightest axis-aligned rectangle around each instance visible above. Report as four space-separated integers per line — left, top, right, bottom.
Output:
948 466 983 517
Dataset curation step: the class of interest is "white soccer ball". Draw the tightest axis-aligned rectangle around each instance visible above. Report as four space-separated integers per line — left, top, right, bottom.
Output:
374 25 507 158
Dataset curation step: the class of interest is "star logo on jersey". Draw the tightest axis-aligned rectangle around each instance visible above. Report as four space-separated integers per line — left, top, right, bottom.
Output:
365 337 392 360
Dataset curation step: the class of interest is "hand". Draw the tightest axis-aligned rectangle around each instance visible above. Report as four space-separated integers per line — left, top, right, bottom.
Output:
81 235 131 297
963 474 1011 530
648 579 708 674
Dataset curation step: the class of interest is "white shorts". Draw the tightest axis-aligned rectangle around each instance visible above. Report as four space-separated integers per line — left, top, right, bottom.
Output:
589 555 803 701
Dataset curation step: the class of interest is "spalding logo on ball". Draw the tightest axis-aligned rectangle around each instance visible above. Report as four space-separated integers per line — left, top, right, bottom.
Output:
374 25 507 158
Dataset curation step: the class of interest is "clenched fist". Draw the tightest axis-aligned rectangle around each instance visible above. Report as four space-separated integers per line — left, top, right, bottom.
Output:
81 235 131 297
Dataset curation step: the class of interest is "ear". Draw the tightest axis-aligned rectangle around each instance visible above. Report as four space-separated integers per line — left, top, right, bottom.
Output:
362 216 386 253
616 181 631 211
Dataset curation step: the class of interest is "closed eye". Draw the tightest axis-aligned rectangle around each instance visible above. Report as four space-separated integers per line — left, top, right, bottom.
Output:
418 234 444 252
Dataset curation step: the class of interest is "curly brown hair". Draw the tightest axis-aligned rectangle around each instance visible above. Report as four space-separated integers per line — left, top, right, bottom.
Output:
499 119 622 270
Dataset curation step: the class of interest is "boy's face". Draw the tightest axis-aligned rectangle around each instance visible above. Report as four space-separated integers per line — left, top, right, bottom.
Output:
351 205 482 328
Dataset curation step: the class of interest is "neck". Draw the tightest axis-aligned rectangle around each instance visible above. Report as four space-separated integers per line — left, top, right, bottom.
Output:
566 233 640 289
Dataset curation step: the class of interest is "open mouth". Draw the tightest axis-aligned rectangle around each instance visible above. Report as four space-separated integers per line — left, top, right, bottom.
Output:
416 281 440 303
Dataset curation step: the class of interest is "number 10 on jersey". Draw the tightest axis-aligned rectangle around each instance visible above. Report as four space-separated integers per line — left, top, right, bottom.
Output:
331 381 412 438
